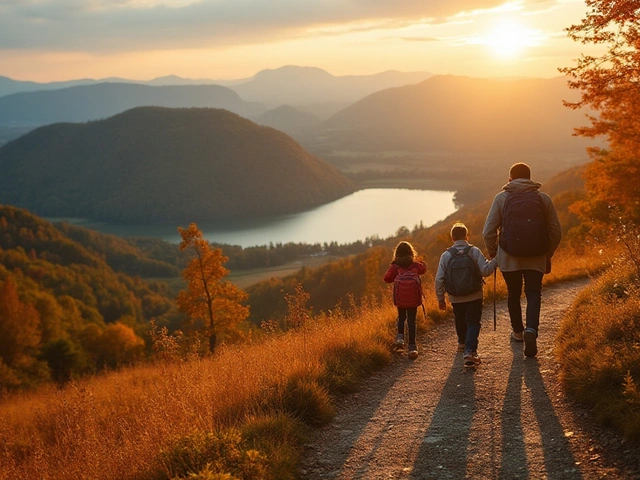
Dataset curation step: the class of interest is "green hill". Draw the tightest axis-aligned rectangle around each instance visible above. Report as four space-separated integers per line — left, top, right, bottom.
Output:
0 205 180 388
0 107 356 224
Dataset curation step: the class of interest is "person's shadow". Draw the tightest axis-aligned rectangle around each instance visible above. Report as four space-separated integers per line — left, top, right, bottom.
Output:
410 354 477 479
498 341 582 479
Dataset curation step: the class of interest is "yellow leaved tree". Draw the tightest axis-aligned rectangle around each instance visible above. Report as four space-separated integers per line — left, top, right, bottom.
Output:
176 223 249 354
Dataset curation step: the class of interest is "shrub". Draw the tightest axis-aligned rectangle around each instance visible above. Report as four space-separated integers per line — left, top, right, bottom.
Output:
556 261 640 442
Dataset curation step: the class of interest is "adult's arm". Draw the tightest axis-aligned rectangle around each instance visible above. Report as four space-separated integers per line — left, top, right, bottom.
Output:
546 197 562 257
483 194 502 258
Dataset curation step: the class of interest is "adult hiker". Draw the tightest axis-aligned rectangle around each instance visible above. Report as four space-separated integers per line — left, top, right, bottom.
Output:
482 162 562 357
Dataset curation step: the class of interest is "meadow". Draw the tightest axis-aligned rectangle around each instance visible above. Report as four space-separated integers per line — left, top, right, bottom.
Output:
2 239 635 479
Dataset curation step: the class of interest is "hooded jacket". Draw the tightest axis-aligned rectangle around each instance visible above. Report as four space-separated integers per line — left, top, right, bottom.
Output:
482 178 562 273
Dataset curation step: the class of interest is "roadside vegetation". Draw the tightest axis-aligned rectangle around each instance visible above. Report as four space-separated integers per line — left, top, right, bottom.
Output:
0 235 615 479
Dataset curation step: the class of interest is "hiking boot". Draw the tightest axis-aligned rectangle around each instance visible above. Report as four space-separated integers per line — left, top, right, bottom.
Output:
511 331 523 342
395 333 405 347
463 351 481 367
457 343 466 352
408 346 419 359
523 328 538 357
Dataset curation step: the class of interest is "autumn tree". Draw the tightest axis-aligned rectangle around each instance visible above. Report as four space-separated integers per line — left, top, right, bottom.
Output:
0 277 45 388
176 223 249 354
560 1 640 223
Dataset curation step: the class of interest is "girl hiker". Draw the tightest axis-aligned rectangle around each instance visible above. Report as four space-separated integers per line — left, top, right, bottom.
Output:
435 222 497 367
383 241 427 359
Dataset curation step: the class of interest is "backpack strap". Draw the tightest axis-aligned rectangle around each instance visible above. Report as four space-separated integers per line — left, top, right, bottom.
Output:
448 244 474 256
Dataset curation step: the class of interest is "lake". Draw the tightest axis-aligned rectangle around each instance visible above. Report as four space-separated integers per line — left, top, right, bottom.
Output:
64 188 457 247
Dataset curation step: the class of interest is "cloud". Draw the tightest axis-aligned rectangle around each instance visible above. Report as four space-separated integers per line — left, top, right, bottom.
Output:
0 0 514 53
400 37 441 42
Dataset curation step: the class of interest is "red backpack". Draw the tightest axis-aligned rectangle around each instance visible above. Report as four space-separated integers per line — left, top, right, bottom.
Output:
393 267 423 308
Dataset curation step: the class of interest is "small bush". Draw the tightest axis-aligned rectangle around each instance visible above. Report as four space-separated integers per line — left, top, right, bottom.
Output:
159 429 269 480
320 341 390 394
280 374 335 427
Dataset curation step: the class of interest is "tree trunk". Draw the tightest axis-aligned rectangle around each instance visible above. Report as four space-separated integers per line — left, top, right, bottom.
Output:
209 331 217 354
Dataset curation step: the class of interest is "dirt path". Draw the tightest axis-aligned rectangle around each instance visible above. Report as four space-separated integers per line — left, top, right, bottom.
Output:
301 279 640 479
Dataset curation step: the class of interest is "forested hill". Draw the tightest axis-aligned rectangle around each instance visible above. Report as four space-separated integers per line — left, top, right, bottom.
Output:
0 205 179 388
0 107 356 224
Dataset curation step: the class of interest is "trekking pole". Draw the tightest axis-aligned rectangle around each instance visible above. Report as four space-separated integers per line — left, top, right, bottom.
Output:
493 270 497 331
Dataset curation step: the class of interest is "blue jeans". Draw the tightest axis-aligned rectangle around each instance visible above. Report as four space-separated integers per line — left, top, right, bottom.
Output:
452 299 483 353
502 270 543 334
397 307 417 348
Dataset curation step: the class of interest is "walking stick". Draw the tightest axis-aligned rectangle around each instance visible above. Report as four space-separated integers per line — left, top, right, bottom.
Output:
493 270 497 331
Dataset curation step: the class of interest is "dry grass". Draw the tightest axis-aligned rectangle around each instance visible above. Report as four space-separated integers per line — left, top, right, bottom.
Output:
556 243 640 442
0 242 614 479
0 298 410 480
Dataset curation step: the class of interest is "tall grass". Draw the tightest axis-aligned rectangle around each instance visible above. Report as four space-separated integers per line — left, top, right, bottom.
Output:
556 240 640 442
0 298 416 480
0 242 608 479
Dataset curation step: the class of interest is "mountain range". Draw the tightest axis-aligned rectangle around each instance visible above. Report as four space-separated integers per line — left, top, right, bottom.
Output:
0 107 355 224
310 75 594 156
0 83 263 126
0 66 433 121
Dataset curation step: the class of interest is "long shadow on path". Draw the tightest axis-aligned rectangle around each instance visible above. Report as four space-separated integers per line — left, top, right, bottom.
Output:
410 354 476 479
499 342 582 479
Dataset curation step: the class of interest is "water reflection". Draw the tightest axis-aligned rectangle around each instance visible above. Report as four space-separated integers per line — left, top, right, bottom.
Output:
59 188 456 247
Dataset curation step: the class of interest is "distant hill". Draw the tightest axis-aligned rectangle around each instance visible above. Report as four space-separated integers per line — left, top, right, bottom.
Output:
229 65 433 110
315 75 595 155
0 67 433 120
0 74 233 98
0 83 265 127
252 105 320 136
0 107 356 224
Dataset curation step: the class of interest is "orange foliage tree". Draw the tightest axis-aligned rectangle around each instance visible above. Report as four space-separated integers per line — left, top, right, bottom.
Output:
560 1 640 223
176 223 249 353
0 277 44 388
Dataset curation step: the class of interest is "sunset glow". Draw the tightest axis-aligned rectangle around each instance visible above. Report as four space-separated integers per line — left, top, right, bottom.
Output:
484 19 532 57
0 1 594 81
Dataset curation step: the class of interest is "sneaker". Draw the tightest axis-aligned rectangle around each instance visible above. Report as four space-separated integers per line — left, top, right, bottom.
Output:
457 343 466 352
463 351 481 367
395 333 405 347
408 346 419 359
523 328 538 357
510 331 524 342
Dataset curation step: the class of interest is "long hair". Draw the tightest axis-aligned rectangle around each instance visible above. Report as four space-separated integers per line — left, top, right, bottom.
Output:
392 241 417 263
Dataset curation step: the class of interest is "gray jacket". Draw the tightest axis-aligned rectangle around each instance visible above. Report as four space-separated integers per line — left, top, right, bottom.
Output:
482 178 562 273
435 240 497 304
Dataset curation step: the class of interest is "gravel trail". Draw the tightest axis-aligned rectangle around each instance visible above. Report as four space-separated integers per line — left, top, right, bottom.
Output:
301 279 640 479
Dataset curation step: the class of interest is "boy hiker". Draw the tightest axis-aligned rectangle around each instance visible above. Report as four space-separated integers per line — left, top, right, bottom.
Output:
383 241 427 359
482 162 562 358
435 222 497 367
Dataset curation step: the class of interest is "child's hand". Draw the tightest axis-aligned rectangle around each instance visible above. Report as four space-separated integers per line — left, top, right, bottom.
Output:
438 300 446 311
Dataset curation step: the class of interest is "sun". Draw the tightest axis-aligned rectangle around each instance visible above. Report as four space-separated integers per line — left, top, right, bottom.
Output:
485 18 530 58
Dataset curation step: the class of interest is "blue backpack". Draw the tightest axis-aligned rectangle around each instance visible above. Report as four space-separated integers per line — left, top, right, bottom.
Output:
499 191 549 257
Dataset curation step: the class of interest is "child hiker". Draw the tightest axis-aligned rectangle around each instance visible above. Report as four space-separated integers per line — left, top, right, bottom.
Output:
383 241 427 359
435 222 497 367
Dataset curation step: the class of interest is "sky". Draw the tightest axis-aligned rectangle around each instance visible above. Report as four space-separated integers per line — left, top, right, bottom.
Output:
0 0 596 82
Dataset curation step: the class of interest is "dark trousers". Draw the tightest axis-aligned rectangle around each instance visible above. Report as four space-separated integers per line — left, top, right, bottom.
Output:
397 307 418 348
452 298 483 354
501 270 544 334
